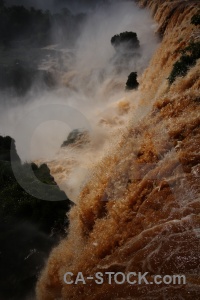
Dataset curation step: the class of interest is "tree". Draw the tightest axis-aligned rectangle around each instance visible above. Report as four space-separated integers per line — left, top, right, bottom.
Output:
0 0 5 8
111 31 140 53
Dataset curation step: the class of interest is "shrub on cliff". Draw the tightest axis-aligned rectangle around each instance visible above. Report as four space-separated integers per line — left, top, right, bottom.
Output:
191 11 200 25
126 72 139 90
111 31 140 53
182 41 200 59
168 41 200 84
0 1 86 49
168 54 196 84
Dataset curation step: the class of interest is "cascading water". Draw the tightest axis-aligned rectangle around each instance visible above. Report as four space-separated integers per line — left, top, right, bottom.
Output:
36 0 200 299
1 1 158 203
2 0 198 299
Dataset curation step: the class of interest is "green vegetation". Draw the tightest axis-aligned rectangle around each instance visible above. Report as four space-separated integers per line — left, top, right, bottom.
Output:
168 41 200 84
0 1 85 95
111 31 140 53
181 41 200 57
191 11 200 26
0 135 72 299
126 72 139 90
0 1 86 48
110 31 141 73
0 62 36 94
0 2 51 47
110 32 141 85
0 62 57 95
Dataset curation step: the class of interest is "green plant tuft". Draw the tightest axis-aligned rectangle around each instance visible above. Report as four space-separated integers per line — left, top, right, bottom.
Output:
168 41 200 84
191 11 200 26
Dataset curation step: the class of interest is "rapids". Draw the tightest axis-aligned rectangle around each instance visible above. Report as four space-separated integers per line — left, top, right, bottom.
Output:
36 1 200 299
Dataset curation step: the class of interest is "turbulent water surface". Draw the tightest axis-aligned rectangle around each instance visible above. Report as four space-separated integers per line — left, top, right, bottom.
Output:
35 0 200 299
2 0 199 299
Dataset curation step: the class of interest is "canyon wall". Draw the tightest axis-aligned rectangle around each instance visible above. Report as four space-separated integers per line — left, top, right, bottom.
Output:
37 0 200 299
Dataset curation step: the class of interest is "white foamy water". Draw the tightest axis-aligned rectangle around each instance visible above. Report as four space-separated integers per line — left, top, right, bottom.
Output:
0 0 159 202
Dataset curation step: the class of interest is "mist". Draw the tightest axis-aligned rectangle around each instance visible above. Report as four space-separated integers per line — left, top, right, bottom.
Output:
0 0 159 202
0 2 160 298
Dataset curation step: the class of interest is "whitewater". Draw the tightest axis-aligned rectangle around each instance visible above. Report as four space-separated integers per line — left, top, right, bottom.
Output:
1 0 199 299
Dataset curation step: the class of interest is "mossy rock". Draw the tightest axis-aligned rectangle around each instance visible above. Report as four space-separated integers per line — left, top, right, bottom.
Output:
61 129 88 147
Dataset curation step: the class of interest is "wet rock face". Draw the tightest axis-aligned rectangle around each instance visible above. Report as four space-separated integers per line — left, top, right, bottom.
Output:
37 1 200 299
0 135 73 300
61 129 89 148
